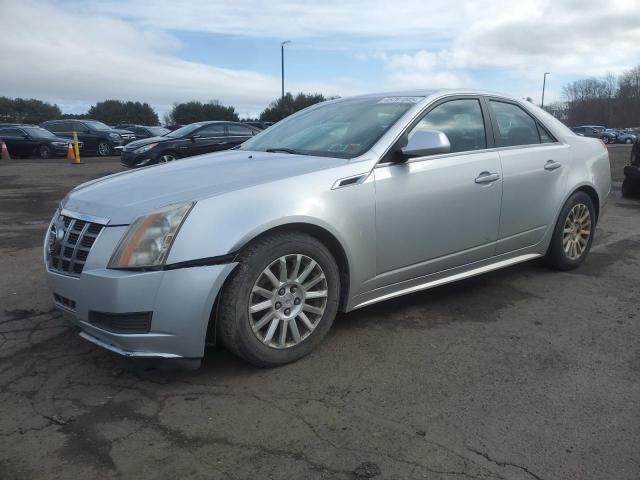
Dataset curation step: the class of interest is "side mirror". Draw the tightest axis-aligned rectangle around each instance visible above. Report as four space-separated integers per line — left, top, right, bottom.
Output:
190 134 201 142
400 130 450 158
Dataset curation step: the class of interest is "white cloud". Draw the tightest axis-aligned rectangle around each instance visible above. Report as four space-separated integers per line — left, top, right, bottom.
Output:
0 1 351 117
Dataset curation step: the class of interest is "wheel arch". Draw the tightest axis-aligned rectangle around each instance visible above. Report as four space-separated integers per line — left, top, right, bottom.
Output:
205 221 352 347
235 222 351 311
574 184 600 223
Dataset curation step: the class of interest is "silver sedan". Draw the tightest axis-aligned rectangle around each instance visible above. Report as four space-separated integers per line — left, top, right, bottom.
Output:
44 90 611 367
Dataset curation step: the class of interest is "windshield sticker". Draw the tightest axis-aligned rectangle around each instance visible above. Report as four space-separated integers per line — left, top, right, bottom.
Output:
378 97 423 104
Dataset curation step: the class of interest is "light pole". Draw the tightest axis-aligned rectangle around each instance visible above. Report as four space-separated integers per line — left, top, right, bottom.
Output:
541 72 550 108
281 40 291 99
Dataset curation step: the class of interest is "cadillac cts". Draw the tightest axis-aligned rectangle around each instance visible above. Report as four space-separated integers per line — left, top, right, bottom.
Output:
44 90 611 367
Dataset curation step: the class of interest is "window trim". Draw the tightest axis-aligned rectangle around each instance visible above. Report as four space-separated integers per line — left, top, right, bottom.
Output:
381 94 494 164
485 97 559 148
195 124 226 138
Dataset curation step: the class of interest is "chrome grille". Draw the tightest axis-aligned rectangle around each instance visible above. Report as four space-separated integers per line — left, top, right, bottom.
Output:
48 214 104 276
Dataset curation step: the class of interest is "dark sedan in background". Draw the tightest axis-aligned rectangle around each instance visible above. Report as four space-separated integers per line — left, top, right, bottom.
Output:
120 121 260 168
40 119 135 156
114 124 170 139
0 125 83 158
570 125 617 144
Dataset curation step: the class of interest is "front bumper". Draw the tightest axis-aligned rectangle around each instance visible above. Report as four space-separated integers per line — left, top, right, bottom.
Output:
44 222 237 358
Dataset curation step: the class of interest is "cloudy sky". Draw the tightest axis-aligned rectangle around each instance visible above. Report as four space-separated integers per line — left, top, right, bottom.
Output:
2 0 640 119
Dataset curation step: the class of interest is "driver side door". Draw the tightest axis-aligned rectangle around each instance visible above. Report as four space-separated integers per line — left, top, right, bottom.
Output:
372 96 503 288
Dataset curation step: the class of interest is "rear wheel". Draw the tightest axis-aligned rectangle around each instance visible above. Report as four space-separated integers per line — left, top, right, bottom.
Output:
38 144 52 159
97 141 113 157
544 191 595 270
217 232 340 367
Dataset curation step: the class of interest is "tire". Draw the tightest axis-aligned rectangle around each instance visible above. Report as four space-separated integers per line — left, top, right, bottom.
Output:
544 191 595 270
622 178 640 198
625 138 633 144
602 136 609 144
157 151 177 164
97 140 113 157
217 231 341 367
38 144 52 159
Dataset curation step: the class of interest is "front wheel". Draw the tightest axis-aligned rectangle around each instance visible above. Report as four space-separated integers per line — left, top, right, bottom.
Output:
625 138 633 144
544 192 595 270
38 144 52 159
217 232 340 367
97 141 113 157
602 136 609 144
157 151 177 163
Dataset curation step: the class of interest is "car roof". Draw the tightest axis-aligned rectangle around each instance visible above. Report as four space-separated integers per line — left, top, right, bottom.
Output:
349 88 520 102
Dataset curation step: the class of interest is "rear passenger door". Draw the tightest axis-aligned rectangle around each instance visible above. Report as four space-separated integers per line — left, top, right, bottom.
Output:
486 98 570 254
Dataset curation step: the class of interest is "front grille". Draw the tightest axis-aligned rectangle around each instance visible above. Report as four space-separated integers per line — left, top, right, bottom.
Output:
48 214 105 277
88 311 152 334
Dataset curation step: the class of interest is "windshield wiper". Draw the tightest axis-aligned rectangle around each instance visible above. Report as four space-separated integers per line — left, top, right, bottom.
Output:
265 148 304 154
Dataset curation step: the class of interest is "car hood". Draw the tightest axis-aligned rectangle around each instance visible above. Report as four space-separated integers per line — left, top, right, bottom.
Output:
124 136 171 150
62 150 350 224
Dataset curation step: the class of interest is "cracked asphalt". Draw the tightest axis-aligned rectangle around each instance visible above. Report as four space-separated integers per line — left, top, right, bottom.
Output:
1 147 639 480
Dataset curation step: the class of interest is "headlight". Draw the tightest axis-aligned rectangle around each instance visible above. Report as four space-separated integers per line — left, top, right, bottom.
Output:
52 141 68 147
108 202 194 269
109 133 120 140
133 143 158 154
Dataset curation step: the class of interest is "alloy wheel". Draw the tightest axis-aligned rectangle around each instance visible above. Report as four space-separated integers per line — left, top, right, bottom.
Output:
248 254 328 349
98 142 111 156
39 145 51 159
159 153 176 163
562 203 592 260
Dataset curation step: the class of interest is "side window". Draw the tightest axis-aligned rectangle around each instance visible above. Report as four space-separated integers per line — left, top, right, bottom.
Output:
227 124 254 136
73 122 89 133
46 122 66 133
0 128 23 137
409 99 486 153
197 124 225 137
537 122 555 143
572 127 585 134
489 100 540 147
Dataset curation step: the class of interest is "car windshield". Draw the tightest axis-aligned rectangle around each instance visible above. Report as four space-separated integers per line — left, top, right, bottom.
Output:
240 96 423 158
83 120 112 131
164 123 206 138
148 127 170 136
23 127 57 138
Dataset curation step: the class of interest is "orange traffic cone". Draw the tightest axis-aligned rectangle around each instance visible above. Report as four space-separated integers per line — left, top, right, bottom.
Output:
0 141 10 160
67 143 76 161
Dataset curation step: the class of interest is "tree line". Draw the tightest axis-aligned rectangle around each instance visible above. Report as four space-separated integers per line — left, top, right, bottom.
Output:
555 65 640 127
0 92 330 126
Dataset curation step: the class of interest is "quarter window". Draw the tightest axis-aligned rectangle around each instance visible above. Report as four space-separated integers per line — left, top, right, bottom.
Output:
409 99 487 154
227 124 255 136
489 100 541 147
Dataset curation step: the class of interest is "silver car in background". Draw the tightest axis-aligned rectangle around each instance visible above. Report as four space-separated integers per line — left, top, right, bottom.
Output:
44 89 611 367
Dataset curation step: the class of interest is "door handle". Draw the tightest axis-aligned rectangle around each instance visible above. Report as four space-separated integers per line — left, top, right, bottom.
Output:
544 160 562 171
475 172 500 184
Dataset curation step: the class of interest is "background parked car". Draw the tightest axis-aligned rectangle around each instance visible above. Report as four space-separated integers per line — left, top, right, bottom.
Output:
114 124 170 139
604 128 636 144
0 124 83 158
623 140 640 197
40 119 135 156
120 120 260 168
571 125 617 144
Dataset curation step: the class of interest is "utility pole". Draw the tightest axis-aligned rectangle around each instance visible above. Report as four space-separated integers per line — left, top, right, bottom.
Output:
281 40 291 99
541 72 550 108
